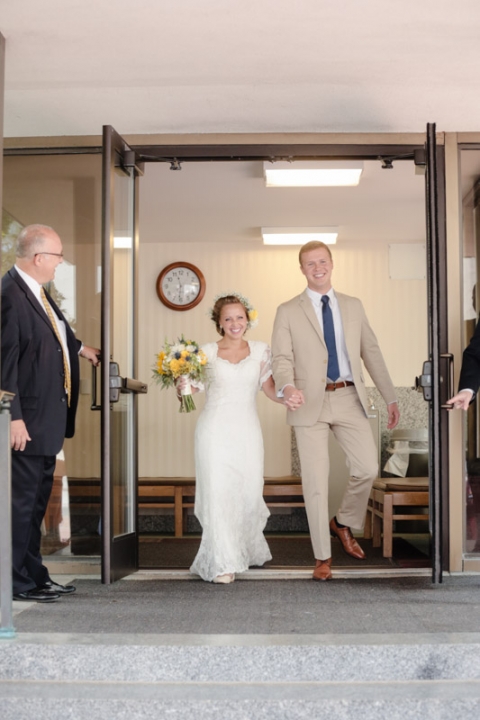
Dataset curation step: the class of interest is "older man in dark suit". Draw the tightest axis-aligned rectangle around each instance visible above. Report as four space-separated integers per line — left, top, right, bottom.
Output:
1 224 99 602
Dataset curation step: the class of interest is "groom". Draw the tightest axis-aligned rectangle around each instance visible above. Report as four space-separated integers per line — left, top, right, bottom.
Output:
271 241 400 581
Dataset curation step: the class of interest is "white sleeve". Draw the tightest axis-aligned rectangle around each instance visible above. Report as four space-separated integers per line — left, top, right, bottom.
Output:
259 344 273 388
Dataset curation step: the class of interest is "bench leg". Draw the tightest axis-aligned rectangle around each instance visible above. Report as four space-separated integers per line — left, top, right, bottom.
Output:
364 497 373 539
383 494 393 558
372 498 382 548
174 487 183 538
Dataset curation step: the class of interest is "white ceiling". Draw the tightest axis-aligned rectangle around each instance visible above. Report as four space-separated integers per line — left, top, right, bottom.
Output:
2 0 480 138
140 159 427 244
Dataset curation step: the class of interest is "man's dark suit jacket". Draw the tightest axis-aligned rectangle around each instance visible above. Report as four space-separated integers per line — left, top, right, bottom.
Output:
459 320 480 399
1 267 81 456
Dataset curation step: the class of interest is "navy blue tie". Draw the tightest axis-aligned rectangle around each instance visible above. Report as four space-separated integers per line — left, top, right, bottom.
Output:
321 295 340 382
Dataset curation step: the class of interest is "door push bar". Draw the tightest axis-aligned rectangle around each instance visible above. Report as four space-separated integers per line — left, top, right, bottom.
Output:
415 353 454 407
91 361 148 410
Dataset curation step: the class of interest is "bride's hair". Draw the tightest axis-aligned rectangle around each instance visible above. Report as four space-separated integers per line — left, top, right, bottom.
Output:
211 294 249 336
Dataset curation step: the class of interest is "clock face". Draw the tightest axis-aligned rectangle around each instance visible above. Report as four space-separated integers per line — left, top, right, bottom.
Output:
156 262 206 311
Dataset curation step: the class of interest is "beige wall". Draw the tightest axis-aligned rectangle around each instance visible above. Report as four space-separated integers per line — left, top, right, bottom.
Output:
137 240 427 478
2 155 103 478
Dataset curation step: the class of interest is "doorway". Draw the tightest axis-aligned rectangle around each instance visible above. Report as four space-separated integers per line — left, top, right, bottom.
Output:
135 148 434 574
1 135 447 579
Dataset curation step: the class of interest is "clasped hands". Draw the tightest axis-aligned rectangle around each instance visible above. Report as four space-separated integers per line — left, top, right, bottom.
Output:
283 386 305 411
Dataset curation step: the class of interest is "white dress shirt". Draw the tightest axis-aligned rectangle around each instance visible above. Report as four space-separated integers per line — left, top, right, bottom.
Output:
306 287 353 382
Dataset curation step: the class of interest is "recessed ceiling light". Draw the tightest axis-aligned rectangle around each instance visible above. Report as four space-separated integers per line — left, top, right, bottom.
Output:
264 161 363 187
113 236 133 249
261 227 338 245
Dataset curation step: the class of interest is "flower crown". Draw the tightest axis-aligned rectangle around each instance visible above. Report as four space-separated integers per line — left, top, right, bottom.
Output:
209 291 259 329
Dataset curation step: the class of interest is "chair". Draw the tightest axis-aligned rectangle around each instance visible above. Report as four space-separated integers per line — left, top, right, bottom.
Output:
364 477 429 558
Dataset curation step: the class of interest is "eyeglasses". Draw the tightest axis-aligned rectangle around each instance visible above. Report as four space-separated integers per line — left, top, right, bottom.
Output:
34 252 64 258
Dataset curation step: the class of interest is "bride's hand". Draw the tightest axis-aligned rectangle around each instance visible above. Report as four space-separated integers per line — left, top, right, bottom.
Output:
175 377 188 398
284 389 304 411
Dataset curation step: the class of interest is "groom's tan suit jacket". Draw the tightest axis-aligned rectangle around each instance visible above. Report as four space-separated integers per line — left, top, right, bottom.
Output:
272 289 396 425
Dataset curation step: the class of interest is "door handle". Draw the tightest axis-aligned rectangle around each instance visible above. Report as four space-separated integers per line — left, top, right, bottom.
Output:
122 377 148 394
92 361 148 407
440 353 454 409
91 363 101 410
415 360 432 401
415 355 454 408
109 362 122 403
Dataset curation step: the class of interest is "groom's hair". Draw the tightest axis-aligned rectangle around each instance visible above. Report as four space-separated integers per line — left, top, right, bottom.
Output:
299 241 333 264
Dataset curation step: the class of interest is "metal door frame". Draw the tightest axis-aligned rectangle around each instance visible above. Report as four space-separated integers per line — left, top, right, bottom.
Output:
101 125 143 583
424 123 450 582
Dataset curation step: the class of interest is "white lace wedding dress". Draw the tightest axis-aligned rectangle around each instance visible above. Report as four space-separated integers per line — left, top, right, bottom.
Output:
190 340 273 581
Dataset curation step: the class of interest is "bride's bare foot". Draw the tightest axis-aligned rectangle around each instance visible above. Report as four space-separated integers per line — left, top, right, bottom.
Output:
213 573 235 584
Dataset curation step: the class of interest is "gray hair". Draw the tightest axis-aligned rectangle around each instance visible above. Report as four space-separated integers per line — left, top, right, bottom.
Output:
16 224 55 258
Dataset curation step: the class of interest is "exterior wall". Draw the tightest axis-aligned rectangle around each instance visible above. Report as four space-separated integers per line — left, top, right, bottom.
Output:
0 34 4 232
4 131 430 150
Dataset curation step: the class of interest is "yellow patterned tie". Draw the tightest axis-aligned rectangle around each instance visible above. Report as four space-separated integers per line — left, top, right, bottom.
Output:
40 287 71 406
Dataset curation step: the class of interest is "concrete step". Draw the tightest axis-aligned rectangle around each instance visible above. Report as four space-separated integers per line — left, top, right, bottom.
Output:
1 676 480 720
1 633 480 718
1 632 480 683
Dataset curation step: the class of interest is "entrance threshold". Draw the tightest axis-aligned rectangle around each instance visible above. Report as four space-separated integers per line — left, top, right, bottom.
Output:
44 559 431 580
126 568 432 581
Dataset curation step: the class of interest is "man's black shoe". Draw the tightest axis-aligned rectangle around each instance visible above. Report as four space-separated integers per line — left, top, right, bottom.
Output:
39 580 76 595
13 589 60 603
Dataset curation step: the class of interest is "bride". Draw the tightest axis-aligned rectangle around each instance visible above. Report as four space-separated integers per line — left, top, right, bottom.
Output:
177 292 301 584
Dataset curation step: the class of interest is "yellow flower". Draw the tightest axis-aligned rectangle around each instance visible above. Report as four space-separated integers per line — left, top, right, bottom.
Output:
169 359 181 375
156 352 165 373
249 309 258 323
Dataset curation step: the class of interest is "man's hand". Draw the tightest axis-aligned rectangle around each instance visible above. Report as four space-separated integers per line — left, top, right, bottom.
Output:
80 346 101 366
11 419 31 451
387 402 400 429
446 389 473 411
283 385 305 411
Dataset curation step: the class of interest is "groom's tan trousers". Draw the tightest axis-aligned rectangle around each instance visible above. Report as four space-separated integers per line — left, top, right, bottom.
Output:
294 385 378 561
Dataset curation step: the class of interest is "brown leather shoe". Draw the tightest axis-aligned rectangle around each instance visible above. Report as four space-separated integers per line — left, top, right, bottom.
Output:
312 558 332 581
329 517 366 560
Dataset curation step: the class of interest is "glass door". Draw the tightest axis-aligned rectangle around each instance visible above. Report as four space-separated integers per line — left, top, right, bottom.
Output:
101 125 147 583
417 122 451 582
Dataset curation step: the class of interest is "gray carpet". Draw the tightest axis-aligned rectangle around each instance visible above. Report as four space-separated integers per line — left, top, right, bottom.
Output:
12 576 480 635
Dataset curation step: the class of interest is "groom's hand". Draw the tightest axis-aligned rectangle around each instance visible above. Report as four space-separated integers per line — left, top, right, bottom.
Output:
284 385 305 411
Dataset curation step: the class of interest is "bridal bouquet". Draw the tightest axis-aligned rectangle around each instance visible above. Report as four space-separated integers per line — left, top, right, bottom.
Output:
153 336 208 413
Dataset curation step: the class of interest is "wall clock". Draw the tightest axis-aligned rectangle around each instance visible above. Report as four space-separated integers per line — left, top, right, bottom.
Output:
156 262 206 311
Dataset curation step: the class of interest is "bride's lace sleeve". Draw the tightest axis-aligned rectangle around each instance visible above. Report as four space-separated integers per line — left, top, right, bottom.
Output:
259 344 273 388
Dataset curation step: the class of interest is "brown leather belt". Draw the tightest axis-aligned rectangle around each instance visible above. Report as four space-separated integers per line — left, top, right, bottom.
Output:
325 381 355 391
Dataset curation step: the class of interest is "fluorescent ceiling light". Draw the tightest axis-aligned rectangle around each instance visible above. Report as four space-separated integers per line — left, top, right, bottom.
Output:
262 227 338 245
114 236 133 249
264 161 363 187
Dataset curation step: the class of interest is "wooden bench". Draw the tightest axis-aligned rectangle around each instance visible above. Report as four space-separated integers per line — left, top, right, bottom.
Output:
364 477 429 558
68 476 304 538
